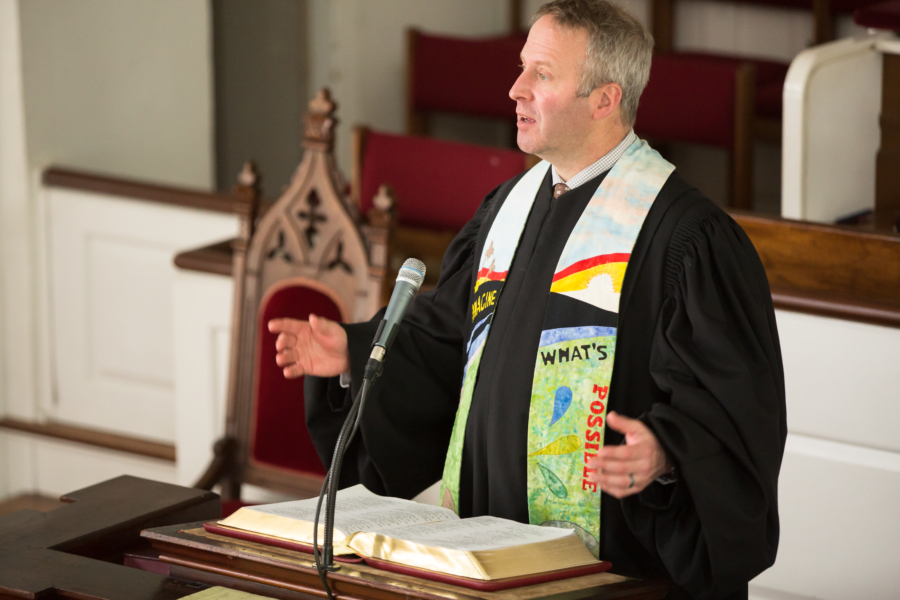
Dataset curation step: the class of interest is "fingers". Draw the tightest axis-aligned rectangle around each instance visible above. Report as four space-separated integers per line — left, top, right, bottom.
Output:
593 472 644 499
605 411 644 436
308 313 340 339
275 348 298 367
275 332 297 352
268 317 305 335
282 363 305 379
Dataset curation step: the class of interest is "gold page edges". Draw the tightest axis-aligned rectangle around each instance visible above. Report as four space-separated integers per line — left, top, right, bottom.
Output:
219 508 352 550
347 532 597 580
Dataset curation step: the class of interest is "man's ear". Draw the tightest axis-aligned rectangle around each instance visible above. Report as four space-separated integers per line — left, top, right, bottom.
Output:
590 83 623 121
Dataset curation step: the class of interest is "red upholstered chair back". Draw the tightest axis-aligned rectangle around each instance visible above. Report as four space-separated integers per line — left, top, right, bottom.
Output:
635 53 755 209
352 127 530 297
250 280 346 477
407 29 526 134
637 54 743 149
357 129 528 230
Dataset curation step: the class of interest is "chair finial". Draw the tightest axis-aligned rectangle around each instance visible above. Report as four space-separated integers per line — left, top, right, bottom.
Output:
237 161 259 188
303 88 338 151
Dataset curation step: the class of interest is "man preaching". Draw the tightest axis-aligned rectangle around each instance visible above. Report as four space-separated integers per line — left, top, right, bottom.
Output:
268 1 786 598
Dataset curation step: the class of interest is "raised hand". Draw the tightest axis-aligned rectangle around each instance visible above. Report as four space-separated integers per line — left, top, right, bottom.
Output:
267 314 350 379
587 411 670 499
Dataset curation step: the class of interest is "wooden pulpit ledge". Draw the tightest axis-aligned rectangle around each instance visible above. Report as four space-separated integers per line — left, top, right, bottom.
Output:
0 477 669 600
0 476 219 600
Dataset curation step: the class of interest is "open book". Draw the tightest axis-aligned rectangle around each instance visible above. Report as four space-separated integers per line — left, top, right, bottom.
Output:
213 485 608 588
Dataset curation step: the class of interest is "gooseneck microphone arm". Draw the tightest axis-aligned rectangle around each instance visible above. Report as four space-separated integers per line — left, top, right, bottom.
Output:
312 259 426 600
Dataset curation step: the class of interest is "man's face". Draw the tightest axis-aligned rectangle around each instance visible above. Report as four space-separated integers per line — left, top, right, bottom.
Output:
510 16 594 161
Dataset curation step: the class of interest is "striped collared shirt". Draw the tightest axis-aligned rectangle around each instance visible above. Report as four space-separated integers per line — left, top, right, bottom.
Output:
551 129 637 192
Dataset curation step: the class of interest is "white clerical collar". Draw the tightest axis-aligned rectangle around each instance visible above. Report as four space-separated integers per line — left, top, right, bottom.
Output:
551 129 636 191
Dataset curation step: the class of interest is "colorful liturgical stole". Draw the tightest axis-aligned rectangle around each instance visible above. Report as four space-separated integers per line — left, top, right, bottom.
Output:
440 140 674 556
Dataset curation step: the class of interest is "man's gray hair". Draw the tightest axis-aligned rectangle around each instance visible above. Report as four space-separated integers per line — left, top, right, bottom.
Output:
531 0 653 128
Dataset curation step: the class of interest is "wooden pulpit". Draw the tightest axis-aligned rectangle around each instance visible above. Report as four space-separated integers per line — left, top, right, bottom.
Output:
0 477 671 600
0 476 218 599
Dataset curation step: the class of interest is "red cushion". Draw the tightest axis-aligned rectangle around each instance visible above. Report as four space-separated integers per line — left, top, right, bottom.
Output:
675 52 789 120
854 0 900 28
360 131 527 230
412 32 527 120
250 282 345 476
637 53 745 148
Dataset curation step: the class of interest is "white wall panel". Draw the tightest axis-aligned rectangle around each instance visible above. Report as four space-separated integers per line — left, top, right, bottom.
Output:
172 271 233 486
46 187 238 443
0 431 176 499
775 309 900 453
751 437 900 599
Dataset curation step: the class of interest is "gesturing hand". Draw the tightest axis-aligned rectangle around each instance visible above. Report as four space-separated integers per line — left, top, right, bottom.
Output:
267 314 350 379
587 411 670 499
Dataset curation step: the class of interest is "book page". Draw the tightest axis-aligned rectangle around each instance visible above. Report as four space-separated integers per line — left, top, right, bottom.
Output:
239 485 458 537
359 515 575 552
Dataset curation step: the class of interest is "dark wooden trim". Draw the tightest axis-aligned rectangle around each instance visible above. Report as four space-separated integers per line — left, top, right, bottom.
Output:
43 167 237 214
731 62 755 210
173 213 900 329
732 211 900 327
771 288 900 328
174 240 235 276
651 0 674 55
0 417 176 462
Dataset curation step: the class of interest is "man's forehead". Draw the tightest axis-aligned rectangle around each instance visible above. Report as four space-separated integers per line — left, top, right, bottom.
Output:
521 17 587 65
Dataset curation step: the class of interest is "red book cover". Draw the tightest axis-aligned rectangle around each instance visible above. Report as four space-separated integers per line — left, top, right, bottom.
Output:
202 521 612 591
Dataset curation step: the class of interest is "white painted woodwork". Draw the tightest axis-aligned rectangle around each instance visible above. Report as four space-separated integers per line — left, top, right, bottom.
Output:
45 186 238 443
752 436 900 599
782 34 892 222
776 310 900 453
742 309 900 599
0 0 37 428
0 430 176 498
172 270 233 487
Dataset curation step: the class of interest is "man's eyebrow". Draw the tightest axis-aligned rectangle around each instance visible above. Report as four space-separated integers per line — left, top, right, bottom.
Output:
519 56 553 67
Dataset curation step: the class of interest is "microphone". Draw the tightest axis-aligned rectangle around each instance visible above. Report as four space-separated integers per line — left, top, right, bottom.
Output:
366 258 425 377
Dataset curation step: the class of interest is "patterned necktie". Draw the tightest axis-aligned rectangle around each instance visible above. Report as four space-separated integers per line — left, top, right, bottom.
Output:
553 183 570 198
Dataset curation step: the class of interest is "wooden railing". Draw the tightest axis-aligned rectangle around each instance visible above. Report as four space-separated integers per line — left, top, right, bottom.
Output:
44 166 900 332
733 212 900 328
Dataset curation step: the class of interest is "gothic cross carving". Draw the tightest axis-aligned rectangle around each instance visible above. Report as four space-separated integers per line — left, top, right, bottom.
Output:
266 230 294 263
297 190 328 248
326 241 353 274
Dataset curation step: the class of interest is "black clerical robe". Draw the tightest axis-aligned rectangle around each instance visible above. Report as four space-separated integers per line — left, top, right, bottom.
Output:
305 168 786 600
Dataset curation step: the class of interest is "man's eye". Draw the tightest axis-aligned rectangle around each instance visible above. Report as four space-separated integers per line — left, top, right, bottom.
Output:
538 72 548 81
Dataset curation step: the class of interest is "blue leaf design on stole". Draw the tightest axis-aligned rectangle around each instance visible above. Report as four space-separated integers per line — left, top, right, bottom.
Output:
550 386 573 425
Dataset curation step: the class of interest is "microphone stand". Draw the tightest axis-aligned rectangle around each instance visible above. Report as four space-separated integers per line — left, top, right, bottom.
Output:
311 258 424 600
312 345 385 599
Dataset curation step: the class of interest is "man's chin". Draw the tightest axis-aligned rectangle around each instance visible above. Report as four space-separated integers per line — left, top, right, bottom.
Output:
515 134 543 157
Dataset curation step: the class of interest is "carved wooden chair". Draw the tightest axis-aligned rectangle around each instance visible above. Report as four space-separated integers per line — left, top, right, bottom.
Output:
351 126 533 296
195 89 392 512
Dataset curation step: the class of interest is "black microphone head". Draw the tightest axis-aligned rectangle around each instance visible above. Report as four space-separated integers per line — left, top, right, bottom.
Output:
397 258 426 290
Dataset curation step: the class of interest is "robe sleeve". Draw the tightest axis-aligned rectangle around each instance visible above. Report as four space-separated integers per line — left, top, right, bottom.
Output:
622 203 787 600
304 184 502 499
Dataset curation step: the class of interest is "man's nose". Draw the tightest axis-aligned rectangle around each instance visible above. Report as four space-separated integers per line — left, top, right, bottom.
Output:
509 70 531 102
